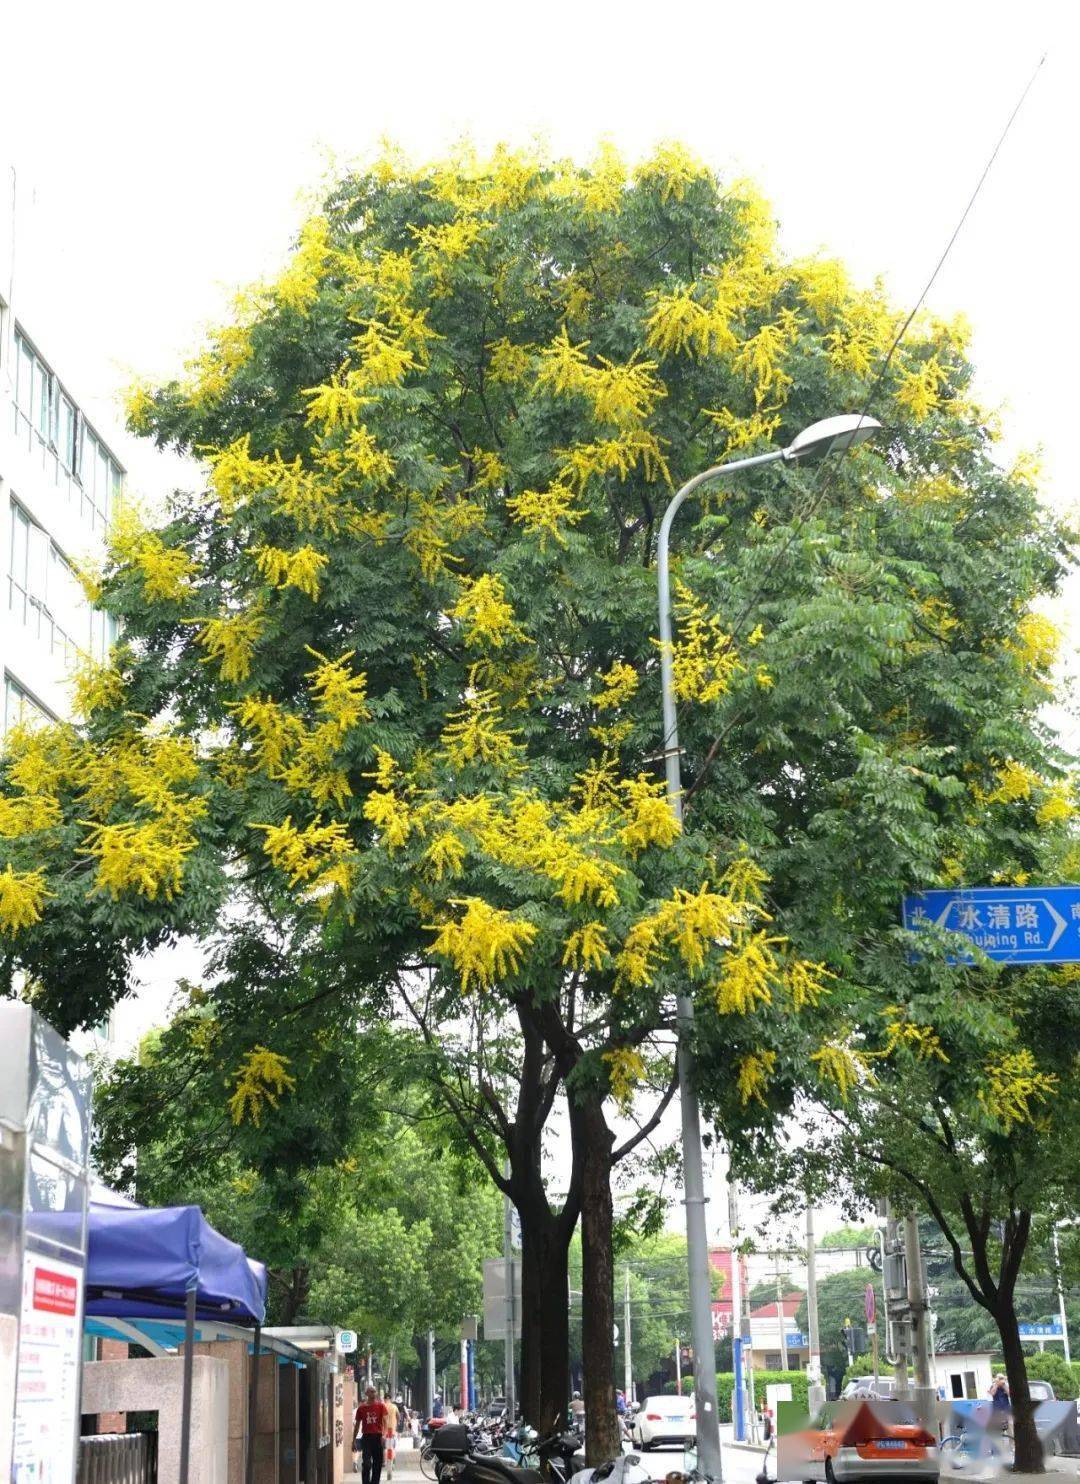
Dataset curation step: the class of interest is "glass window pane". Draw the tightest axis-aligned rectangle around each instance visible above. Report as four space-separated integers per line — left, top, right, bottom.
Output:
18 341 34 416
96 446 109 510
58 397 75 469
108 462 122 518
9 503 29 589
33 359 50 436
82 431 96 495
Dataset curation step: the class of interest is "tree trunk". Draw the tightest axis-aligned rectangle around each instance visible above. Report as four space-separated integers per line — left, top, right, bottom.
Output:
995 1297 1043 1473
519 1198 574 1433
576 1097 621 1464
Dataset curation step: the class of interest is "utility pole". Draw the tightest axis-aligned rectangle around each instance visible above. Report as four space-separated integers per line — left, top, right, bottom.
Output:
427 1330 436 1418
503 1167 517 1420
675 1337 682 1396
775 1252 789 1372
904 1214 935 1426
1054 1226 1072 1365
884 1203 909 1398
623 1266 634 1402
805 1201 824 1412
742 1266 758 1442
729 1177 746 1441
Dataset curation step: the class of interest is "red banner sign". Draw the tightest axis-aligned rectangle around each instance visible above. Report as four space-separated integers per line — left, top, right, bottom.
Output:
33 1267 78 1317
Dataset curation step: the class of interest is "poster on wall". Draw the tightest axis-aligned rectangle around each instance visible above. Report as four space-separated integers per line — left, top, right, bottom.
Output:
12 1251 83 1484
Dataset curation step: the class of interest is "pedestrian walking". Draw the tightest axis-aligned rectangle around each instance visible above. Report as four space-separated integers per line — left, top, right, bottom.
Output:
383 1391 399 1481
353 1384 389 1484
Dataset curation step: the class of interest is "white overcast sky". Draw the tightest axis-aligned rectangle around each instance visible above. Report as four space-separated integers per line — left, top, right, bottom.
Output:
7 0 1079 1233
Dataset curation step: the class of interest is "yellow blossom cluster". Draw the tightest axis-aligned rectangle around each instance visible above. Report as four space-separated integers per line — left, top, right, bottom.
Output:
71 653 126 718
449 573 521 648
252 815 355 901
109 507 197 604
895 356 946 422
646 286 737 361
230 650 369 812
441 691 524 771
273 216 331 314
506 484 584 547
633 142 712 202
603 1046 647 1111
737 1050 777 1106
0 865 52 934
563 920 610 972
193 607 267 684
252 544 329 600
228 1046 297 1126
1010 612 1060 674
535 330 665 432
77 732 208 900
593 661 639 712
670 582 743 704
810 1042 864 1101
977 1048 1058 1131
428 897 538 990
557 428 670 490
878 1008 949 1062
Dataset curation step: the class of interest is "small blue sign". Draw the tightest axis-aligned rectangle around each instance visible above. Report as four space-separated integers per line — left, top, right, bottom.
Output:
785 1331 808 1348
902 886 1080 964
1019 1322 1063 1338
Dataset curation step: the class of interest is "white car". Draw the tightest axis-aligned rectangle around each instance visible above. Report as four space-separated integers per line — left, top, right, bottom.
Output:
631 1395 696 1450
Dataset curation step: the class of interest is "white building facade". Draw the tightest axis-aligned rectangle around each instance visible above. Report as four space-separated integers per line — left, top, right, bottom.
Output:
0 177 131 1058
0 205 121 733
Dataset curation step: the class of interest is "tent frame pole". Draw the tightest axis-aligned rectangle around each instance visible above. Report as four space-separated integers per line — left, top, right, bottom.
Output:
246 1326 262 1484
179 1287 197 1484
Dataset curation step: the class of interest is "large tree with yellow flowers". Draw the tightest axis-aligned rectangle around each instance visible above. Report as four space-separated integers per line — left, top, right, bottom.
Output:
0 143 1074 1454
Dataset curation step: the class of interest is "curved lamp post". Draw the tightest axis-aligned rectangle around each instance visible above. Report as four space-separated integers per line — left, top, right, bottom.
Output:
659 413 881 1482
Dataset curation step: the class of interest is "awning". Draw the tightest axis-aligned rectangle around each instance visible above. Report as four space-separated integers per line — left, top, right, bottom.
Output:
36 1201 266 1324
82 1203 267 1325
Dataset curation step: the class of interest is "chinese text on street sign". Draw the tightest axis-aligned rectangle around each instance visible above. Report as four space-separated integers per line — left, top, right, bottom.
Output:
902 886 1080 964
1019 1322 1063 1338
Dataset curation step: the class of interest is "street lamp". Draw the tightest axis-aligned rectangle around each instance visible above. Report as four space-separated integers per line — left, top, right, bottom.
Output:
657 412 882 1483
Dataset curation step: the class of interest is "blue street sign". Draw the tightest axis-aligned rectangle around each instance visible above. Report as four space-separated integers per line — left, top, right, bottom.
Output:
1019 1322 1063 1338
785 1331 808 1348
902 886 1080 964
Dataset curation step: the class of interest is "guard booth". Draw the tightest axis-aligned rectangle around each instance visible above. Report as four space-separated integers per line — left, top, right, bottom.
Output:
0 1002 92 1484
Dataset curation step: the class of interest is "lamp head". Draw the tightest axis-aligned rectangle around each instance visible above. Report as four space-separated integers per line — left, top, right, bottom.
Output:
783 413 883 464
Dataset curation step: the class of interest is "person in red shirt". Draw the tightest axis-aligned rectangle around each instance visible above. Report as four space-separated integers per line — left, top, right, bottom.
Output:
353 1385 389 1484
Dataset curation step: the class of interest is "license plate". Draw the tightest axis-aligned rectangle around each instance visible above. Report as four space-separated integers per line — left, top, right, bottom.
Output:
872 1440 910 1450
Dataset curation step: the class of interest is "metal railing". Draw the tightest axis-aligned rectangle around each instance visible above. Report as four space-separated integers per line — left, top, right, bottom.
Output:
78 1432 158 1484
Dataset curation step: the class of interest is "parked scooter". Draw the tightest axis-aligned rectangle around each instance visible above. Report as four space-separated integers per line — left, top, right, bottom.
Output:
568 1451 651 1484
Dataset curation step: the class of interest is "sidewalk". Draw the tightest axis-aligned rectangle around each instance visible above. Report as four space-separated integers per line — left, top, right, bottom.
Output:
346 1440 427 1484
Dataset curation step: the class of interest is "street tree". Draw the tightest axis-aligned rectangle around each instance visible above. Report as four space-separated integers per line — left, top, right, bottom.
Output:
0 142 1071 1456
93 976 502 1353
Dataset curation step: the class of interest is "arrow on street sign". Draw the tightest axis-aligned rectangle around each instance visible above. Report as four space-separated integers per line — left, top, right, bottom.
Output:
902 886 1080 964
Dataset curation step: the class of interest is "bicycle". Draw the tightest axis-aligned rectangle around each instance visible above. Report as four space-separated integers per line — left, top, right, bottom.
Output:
939 1421 1011 1478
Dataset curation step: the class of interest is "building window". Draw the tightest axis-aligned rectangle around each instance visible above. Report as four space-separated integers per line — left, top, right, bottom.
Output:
10 327 123 531
7 497 114 667
3 675 54 733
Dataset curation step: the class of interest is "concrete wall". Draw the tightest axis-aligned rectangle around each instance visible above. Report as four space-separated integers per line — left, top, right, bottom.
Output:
96 1338 130 1433
193 1339 249 1484
82 1355 228 1484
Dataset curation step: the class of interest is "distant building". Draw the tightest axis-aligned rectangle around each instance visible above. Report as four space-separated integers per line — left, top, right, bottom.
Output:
748 1292 808 1372
1 175 125 1053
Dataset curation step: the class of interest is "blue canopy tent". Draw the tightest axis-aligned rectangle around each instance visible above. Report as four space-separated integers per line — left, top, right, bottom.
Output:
82 1202 267 1324
58 1202 268 1484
